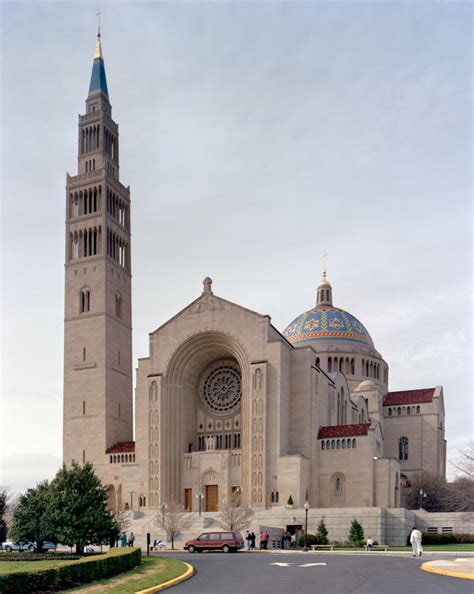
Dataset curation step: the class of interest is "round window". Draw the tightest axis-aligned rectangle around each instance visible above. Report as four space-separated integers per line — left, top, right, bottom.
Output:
199 359 242 415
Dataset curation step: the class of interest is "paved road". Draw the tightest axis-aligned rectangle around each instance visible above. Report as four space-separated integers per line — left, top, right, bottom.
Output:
158 551 473 593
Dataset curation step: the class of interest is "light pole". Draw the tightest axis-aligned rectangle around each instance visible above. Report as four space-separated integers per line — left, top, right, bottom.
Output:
303 501 310 552
129 490 135 511
419 489 427 510
160 501 167 523
196 492 204 516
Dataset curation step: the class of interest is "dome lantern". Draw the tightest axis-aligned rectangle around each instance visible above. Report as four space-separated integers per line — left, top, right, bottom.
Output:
316 259 332 306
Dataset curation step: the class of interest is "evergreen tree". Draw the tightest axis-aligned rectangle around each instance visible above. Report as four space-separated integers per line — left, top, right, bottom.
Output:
46 462 114 553
348 519 365 547
0 489 7 543
10 481 52 552
316 517 329 545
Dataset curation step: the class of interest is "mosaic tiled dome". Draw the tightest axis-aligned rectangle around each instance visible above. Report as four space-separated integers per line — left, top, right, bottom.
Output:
283 305 374 348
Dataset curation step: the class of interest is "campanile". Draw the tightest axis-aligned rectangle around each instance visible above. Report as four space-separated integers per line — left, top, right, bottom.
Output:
63 28 133 466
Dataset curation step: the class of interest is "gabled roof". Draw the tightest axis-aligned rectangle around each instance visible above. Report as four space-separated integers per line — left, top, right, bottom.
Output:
383 388 435 406
106 441 135 453
317 423 371 439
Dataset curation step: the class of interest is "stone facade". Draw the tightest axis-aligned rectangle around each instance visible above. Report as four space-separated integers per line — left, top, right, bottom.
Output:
63 33 448 530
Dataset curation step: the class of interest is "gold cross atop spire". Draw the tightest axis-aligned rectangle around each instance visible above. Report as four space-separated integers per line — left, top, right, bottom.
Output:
94 9 103 59
96 8 102 38
322 251 327 280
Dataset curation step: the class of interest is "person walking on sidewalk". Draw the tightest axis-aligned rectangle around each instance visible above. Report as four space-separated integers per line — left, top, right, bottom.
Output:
410 527 423 557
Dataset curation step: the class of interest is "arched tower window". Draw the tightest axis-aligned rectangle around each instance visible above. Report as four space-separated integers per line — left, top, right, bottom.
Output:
399 436 409 460
80 289 90 313
115 293 122 318
331 472 345 497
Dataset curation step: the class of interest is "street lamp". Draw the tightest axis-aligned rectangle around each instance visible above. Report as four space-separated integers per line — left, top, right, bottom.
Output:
196 492 204 516
419 489 427 510
235 486 244 507
303 501 310 552
128 490 135 511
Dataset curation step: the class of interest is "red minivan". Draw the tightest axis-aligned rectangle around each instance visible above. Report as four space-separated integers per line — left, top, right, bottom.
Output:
184 531 244 553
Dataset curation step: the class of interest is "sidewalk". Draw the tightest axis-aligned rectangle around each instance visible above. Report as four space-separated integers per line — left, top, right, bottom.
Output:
421 558 474 580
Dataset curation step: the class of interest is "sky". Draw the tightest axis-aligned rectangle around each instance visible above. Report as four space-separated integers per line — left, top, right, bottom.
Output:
0 0 472 492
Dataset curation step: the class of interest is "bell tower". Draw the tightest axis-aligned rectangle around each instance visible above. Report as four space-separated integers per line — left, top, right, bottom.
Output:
63 27 133 467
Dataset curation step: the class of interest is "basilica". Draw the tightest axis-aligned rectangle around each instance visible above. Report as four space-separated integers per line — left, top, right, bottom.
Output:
63 31 446 522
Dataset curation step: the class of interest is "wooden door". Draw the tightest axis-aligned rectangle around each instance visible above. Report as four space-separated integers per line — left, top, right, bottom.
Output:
184 488 192 512
205 485 218 512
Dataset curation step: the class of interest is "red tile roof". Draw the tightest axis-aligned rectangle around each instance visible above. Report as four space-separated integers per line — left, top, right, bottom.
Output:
318 423 371 439
383 388 435 406
106 441 135 454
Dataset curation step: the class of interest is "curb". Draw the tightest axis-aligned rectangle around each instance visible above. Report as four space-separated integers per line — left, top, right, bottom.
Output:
421 561 474 581
135 561 194 593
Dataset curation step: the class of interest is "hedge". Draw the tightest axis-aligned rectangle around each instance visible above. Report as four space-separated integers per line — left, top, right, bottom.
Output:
406 532 474 546
0 547 141 593
0 553 82 562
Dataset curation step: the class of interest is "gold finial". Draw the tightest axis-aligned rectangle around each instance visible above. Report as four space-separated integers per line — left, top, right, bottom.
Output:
322 251 327 280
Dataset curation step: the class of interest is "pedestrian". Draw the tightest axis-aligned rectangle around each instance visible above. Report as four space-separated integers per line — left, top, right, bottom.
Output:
261 530 269 550
128 531 135 547
245 531 251 551
250 531 256 550
366 537 374 551
290 533 297 548
409 527 423 557
120 531 127 548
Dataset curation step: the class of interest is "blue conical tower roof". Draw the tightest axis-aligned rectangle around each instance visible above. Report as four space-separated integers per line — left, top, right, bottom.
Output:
88 34 109 98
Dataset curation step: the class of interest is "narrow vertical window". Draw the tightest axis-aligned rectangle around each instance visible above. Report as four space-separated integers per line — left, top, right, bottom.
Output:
82 450 85 463
83 347 86 361
82 401 86 415
118 403 121 418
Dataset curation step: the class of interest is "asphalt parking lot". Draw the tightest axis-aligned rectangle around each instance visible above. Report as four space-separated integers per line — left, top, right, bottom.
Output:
162 551 473 594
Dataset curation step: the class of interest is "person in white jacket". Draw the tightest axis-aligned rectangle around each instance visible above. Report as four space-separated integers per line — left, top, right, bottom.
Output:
410 527 423 557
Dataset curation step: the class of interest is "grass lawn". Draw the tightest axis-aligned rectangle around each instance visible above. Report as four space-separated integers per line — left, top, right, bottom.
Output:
64 556 189 593
388 544 474 552
0 559 79 573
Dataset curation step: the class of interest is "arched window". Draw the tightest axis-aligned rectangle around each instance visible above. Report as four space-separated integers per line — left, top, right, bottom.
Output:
342 439 346 449
115 293 122 318
315 357 320 368
352 438 356 448
332 473 345 496
399 436 409 460
347 439 352 449
397 407 401 416
328 357 332 372
321 441 325 450
326 440 330 450
331 440 335 450
80 289 90 313
407 407 411 415
416 405 420 414
388 408 392 416
336 439 340 449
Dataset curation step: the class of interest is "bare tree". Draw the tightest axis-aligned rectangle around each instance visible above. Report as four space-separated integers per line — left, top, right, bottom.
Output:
451 441 474 480
111 503 131 533
217 493 254 532
154 502 194 549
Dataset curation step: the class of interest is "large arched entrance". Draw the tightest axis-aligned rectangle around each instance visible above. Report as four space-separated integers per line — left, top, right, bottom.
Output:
161 331 251 510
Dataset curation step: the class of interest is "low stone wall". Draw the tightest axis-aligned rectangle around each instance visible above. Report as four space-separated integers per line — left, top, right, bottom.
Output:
129 507 474 549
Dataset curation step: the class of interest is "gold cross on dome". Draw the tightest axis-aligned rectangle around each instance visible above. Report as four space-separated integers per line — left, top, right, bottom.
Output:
322 251 327 279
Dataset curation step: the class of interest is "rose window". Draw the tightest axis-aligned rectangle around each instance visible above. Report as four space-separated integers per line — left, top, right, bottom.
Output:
200 360 242 415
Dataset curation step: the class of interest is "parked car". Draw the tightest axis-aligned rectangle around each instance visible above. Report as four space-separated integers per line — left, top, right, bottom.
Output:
184 531 244 553
1 540 56 552
2 541 35 552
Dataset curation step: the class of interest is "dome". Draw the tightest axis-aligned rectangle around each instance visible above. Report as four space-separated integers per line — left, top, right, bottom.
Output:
354 380 377 392
283 304 374 348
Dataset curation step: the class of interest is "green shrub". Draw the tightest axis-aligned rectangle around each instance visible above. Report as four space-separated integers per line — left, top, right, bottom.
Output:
287 495 294 505
297 533 319 547
0 547 141 593
316 518 329 545
348 519 365 547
